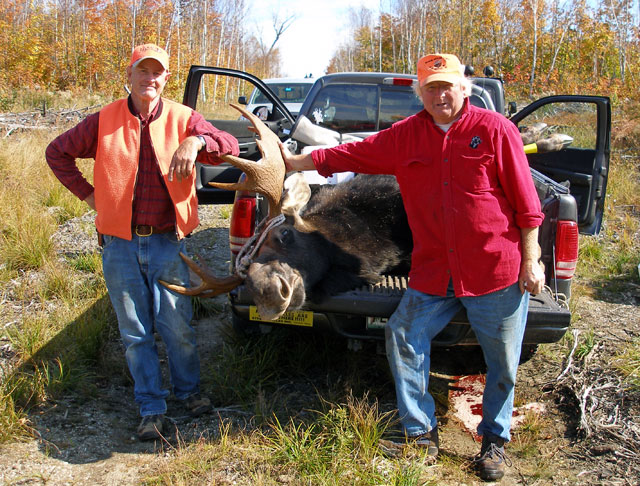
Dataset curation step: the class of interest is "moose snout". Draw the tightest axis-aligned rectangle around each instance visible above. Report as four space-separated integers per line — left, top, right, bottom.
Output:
246 261 306 321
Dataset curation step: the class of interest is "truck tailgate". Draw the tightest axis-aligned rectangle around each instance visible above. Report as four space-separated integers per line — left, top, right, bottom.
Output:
230 276 571 345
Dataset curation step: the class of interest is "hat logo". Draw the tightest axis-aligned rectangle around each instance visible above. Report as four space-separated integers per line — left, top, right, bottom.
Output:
425 57 448 71
140 45 162 54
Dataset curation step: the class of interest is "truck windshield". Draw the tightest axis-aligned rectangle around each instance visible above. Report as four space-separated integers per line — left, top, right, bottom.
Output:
253 83 312 104
306 84 423 133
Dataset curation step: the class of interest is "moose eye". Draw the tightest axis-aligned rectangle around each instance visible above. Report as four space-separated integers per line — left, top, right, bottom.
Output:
277 228 293 246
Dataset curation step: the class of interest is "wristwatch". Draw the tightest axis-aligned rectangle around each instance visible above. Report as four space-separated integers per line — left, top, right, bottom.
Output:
196 135 206 152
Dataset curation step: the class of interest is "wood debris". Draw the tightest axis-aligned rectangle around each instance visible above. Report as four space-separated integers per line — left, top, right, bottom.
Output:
0 105 101 136
549 329 640 480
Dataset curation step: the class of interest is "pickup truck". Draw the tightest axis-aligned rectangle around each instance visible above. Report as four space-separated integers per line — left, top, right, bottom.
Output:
183 66 611 356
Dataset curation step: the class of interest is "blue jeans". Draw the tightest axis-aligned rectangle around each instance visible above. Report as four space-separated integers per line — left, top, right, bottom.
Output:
385 282 529 441
102 233 200 417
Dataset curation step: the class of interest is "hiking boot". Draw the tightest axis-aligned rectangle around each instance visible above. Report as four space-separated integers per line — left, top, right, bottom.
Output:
473 434 512 481
184 393 211 417
137 414 164 441
413 427 439 457
379 427 439 458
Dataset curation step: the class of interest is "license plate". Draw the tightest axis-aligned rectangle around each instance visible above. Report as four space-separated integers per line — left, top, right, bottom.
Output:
249 306 313 327
366 316 388 330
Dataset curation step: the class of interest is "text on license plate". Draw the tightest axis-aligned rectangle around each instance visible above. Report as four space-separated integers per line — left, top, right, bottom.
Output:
249 306 313 327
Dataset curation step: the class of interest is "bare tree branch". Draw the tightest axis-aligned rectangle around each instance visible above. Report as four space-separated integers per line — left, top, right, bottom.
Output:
266 13 296 56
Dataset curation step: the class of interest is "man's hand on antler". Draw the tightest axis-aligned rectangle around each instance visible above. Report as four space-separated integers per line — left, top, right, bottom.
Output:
278 142 315 172
168 135 204 182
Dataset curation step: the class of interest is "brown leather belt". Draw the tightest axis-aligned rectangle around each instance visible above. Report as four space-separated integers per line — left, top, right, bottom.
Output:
133 225 175 237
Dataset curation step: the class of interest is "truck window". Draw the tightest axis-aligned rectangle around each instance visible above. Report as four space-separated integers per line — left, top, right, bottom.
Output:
308 84 378 133
522 102 598 150
307 84 422 133
194 73 255 120
379 89 423 130
522 100 604 231
252 83 312 104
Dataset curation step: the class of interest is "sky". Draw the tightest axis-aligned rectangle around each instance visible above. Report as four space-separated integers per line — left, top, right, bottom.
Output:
248 0 385 79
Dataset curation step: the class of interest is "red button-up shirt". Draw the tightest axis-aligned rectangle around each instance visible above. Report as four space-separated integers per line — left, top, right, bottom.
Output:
46 97 239 230
312 100 544 297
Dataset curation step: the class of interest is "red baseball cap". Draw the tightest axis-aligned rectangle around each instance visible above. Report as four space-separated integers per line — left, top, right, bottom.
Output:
417 54 464 86
129 44 169 71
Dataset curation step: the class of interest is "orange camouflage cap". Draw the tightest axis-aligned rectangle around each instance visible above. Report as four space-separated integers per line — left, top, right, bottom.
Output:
129 44 169 71
417 54 464 86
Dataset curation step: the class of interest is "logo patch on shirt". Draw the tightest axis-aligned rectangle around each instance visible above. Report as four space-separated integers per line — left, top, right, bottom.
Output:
470 136 482 148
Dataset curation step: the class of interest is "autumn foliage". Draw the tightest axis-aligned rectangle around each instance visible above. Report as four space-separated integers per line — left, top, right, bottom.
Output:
327 0 640 101
0 0 638 104
0 0 280 102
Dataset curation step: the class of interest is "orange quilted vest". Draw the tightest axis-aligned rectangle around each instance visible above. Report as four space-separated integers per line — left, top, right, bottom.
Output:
94 98 198 240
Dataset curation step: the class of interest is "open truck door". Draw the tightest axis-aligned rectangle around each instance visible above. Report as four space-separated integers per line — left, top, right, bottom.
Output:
511 96 611 235
182 66 296 204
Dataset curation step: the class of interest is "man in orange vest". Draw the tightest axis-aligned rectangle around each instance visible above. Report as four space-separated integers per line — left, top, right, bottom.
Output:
46 44 239 441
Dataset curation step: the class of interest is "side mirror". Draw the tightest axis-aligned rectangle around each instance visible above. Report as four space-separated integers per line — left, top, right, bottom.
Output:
238 96 248 105
508 101 517 115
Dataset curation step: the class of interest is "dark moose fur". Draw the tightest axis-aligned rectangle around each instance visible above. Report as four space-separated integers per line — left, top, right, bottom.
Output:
252 174 413 305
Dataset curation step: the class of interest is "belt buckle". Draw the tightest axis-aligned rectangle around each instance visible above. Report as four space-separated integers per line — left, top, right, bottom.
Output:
135 225 153 237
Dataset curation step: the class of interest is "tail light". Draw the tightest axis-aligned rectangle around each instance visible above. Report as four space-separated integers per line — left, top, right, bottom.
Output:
382 77 416 87
229 194 256 256
555 220 579 279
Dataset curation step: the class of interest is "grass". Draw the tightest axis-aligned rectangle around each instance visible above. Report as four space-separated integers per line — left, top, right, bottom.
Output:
574 329 596 360
614 338 640 390
144 392 438 486
0 86 108 113
507 412 556 483
0 90 638 484
0 204 57 271
575 152 640 290
0 380 34 443
218 204 233 219
0 122 114 439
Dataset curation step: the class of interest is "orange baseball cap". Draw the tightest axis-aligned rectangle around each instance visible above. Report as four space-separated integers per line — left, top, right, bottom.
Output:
129 44 169 71
417 54 464 86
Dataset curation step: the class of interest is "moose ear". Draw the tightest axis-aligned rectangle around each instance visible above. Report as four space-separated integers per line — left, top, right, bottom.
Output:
281 172 311 217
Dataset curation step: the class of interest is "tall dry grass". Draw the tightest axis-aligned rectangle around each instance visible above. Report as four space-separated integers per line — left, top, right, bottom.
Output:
576 111 640 290
0 124 115 440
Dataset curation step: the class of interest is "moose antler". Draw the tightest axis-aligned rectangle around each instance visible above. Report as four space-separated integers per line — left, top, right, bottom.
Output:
161 252 243 297
209 103 287 218
159 103 287 298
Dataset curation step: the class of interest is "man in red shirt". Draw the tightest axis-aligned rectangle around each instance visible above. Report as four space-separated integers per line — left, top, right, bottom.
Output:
46 44 239 441
281 53 544 481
